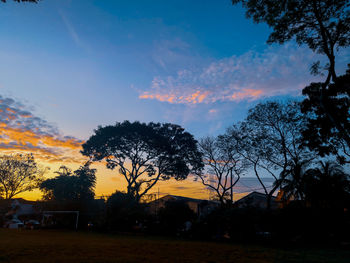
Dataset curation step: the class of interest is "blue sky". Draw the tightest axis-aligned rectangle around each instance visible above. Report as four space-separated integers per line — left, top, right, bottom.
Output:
2 0 343 140
1 0 349 199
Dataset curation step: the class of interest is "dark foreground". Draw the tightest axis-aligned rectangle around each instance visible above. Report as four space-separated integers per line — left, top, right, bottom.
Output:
0 229 349 263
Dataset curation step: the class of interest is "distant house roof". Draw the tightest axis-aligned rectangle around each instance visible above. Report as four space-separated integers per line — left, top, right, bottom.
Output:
4 199 39 217
158 195 203 203
234 191 278 209
148 195 219 214
0 198 37 206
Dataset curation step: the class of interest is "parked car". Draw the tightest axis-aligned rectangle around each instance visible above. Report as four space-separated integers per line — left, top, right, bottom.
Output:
25 220 40 230
4 219 24 229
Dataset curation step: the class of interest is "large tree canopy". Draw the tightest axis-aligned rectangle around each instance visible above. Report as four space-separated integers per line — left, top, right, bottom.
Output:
232 0 350 82
302 66 350 163
81 121 203 202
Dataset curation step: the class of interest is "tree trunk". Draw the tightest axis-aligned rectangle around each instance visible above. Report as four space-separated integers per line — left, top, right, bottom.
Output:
266 194 271 210
230 172 233 204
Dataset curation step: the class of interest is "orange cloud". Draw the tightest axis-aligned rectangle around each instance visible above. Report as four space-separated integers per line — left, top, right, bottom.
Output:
140 90 212 104
139 88 263 104
230 89 263 101
0 96 84 164
6 107 16 114
41 136 83 149
185 90 210 104
139 93 176 103
0 126 85 164
20 113 32 118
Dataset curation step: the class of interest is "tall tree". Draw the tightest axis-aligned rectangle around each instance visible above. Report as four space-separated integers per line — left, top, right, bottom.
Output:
232 0 350 83
197 136 246 205
232 0 350 160
0 154 45 199
81 121 203 202
225 101 311 208
40 162 96 202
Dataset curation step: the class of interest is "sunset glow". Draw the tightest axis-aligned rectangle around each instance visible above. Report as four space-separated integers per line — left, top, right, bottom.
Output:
0 0 348 202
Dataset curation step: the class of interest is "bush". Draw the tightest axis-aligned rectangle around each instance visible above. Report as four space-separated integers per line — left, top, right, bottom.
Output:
106 191 145 231
158 200 196 235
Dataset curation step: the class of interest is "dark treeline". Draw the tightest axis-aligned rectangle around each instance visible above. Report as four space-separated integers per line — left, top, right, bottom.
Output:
1 86 350 243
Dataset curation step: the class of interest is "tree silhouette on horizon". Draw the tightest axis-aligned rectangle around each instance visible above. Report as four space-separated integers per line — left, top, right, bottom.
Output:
82 121 203 202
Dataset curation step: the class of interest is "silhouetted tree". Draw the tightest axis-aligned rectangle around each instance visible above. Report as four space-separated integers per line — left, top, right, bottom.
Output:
232 0 350 83
226 122 277 208
197 136 246 205
82 121 203 202
0 154 45 199
40 162 96 202
278 161 350 209
232 0 350 160
304 161 350 209
225 101 311 209
275 159 312 203
302 67 350 163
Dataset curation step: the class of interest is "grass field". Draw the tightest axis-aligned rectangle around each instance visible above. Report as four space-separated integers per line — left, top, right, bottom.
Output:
0 229 349 263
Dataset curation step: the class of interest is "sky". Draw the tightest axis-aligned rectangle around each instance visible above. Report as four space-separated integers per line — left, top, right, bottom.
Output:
0 0 349 200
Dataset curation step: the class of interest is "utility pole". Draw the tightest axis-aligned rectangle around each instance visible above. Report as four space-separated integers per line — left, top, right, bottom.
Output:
230 169 233 204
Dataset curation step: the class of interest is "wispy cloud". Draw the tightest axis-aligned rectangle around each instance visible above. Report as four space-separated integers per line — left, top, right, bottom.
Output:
151 38 197 72
140 45 342 104
0 95 84 163
58 10 90 53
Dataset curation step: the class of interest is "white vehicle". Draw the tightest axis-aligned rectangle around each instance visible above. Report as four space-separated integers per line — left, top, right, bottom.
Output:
4 219 24 229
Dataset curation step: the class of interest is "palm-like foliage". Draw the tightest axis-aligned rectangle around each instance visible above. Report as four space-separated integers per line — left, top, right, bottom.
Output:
304 161 350 209
276 160 310 202
278 161 350 209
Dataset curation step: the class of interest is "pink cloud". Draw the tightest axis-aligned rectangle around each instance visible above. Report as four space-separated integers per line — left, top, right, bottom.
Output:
139 45 343 104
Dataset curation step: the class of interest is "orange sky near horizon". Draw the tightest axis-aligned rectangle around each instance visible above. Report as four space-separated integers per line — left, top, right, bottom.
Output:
17 158 248 202
0 102 251 202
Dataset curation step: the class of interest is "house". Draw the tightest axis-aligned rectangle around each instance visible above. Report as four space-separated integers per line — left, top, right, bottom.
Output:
4 199 40 220
147 195 219 216
233 191 279 209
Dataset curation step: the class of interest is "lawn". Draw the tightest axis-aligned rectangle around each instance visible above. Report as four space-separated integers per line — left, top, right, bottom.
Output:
0 229 349 263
